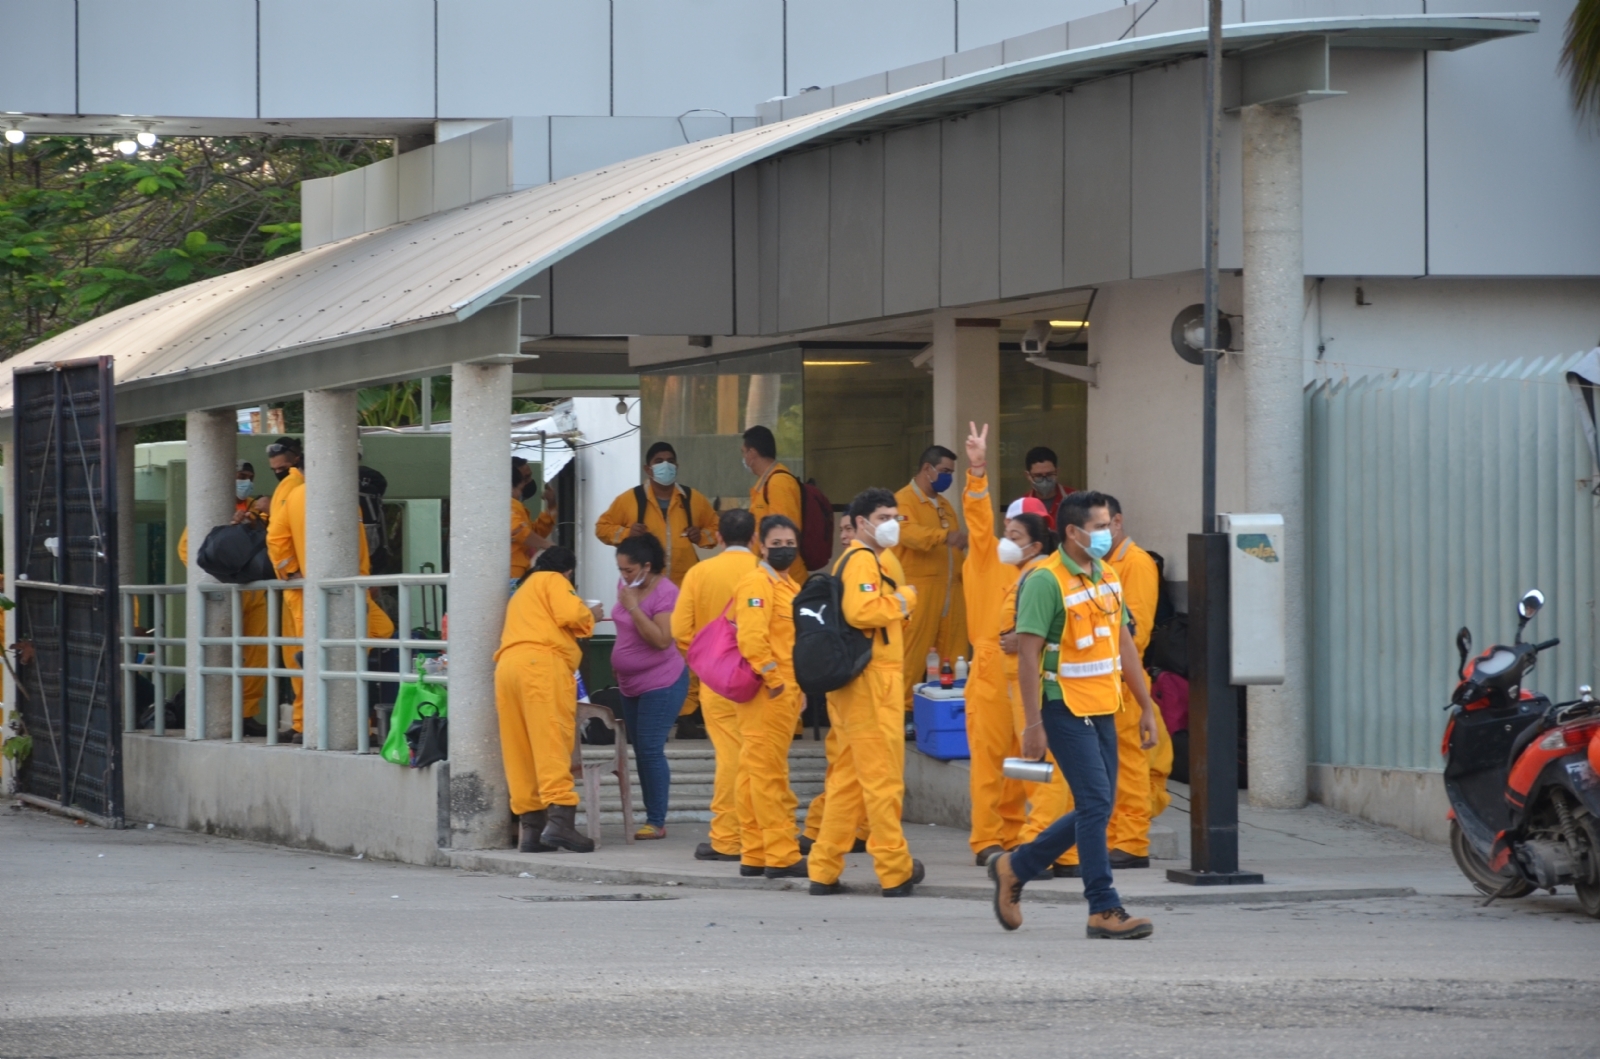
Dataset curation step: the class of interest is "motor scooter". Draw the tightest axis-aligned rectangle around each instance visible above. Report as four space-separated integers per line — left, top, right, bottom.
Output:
1443 589 1600 916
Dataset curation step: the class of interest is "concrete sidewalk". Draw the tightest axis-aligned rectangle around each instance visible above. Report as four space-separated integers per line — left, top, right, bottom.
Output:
450 782 1466 907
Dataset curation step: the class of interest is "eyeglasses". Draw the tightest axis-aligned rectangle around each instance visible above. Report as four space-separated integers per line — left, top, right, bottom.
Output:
264 442 299 457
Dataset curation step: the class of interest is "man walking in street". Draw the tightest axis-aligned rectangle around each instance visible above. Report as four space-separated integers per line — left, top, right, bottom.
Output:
987 491 1159 937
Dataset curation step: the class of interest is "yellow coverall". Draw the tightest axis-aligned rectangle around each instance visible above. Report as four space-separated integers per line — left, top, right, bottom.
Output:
808 543 919 890
748 464 807 583
1107 536 1174 854
957 471 1028 855
177 514 267 720
595 484 720 587
510 498 535 581
532 509 556 539
893 480 967 711
671 546 761 857
268 470 397 731
266 468 306 724
495 571 595 814
732 561 804 869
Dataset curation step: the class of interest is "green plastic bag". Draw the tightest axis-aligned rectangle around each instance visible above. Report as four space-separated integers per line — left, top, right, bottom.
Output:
382 660 449 765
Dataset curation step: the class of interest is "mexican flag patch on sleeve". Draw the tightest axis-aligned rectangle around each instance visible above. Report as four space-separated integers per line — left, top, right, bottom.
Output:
859 582 877 592
747 597 764 608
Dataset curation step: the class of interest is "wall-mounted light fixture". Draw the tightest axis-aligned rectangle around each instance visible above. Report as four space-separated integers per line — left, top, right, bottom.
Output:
1170 303 1236 365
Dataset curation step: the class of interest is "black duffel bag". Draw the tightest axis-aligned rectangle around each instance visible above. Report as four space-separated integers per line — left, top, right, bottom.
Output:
196 520 275 584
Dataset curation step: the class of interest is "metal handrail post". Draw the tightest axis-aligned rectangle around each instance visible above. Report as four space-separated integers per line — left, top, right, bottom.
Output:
153 592 166 736
265 585 280 745
121 591 136 732
230 586 244 742
355 585 370 755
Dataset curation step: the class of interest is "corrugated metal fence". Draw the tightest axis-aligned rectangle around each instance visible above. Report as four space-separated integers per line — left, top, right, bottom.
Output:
1306 354 1600 771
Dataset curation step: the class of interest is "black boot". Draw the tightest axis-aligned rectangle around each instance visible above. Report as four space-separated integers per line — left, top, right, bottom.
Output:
739 863 767 877
882 858 926 897
765 857 808 879
518 811 555 853
539 804 595 853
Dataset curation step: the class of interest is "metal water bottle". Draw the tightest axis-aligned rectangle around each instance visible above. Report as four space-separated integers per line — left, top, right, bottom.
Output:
1003 757 1056 783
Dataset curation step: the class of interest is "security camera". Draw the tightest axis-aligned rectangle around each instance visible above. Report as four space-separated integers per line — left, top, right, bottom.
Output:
1021 321 1052 356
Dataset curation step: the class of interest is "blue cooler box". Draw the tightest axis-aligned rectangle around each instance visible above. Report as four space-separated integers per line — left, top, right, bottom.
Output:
913 680 969 760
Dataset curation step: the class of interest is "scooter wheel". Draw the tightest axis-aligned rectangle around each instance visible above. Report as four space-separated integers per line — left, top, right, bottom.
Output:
1573 816 1600 919
1450 819 1532 899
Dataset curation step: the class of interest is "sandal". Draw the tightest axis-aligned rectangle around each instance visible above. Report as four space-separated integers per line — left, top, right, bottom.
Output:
635 824 667 840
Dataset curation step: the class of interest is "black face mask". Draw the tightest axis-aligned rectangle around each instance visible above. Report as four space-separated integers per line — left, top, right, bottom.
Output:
272 466 291 481
519 477 539 501
765 546 798 572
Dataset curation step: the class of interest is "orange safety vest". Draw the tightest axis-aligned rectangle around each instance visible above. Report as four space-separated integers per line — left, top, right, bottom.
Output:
1041 554 1125 717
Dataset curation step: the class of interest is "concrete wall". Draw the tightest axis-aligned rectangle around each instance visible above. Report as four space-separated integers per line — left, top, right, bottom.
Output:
125 734 449 865
1307 763 1449 844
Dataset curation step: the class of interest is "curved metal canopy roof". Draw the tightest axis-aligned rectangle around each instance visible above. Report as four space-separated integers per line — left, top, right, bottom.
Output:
0 13 1535 422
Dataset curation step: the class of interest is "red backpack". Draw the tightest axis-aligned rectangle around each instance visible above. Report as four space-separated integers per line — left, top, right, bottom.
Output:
764 467 834 572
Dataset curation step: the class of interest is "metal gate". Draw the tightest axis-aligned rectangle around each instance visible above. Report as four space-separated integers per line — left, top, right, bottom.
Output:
11 356 121 825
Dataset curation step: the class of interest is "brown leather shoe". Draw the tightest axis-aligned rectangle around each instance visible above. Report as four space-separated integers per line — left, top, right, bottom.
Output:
988 852 1024 931
1086 906 1154 939
518 810 555 853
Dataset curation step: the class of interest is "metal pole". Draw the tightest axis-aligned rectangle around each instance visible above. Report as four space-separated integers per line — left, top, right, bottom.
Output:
1201 0 1222 533
1170 0 1263 887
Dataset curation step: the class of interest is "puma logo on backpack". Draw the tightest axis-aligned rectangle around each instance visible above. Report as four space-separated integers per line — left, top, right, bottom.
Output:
791 551 890 695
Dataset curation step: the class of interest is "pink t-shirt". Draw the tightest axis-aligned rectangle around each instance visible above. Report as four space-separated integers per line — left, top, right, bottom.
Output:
610 576 686 696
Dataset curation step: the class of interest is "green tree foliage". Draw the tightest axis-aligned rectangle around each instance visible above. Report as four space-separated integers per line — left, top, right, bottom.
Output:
0 135 390 359
1564 0 1600 118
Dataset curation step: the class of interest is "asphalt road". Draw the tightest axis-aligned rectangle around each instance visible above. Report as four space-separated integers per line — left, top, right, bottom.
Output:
1 806 1596 1059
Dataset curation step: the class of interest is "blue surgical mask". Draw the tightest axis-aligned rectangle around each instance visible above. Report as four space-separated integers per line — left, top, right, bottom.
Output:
235 479 253 500
1086 528 1113 559
650 461 678 486
931 471 953 494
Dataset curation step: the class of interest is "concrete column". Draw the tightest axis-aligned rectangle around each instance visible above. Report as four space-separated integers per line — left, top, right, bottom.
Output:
115 426 137 589
302 390 360 751
184 410 237 740
931 317 1000 506
448 360 513 848
1240 103 1308 809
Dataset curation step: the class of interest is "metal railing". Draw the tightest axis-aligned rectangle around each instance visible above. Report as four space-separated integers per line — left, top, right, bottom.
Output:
120 585 187 736
120 574 446 752
194 580 304 745
317 574 447 754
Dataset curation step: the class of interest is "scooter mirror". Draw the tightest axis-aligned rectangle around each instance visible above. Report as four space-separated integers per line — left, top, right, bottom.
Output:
1518 589 1545 621
1455 627 1472 679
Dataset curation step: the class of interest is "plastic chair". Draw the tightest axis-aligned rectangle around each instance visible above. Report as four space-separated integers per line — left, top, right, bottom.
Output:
570 702 635 847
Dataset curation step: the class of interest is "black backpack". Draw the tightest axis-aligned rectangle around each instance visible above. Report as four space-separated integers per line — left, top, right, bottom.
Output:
632 483 696 527
792 549 891 696
359 465 391 569
196 520 274 584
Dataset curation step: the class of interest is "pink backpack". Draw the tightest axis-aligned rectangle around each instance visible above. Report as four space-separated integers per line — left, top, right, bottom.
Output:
1151 670 1189 735
687 601 763 703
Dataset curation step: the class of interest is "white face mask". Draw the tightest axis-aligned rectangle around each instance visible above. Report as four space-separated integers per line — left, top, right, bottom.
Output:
873 518 901 548
622 570 648 589
997 538 1025 566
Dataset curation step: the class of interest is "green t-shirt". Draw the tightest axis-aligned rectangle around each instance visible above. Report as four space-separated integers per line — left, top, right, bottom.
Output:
1015 550 1126 702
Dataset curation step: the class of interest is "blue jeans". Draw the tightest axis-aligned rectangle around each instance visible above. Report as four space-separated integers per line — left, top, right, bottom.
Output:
1008 700 1123 914
619 667 689 828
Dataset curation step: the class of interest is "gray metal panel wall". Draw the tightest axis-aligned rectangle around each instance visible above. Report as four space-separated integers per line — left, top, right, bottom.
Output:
940 110 1002 307
552 179 734 336
1000 93 1066 298
828 139 885 325
611 0 783 117
0 0 75 113
786 0 955 94
79 0 257 117
777 151 832 333
437 0 611 118
260 0 435 118
758 161 781 335
1306 356 1600 771
734 168 762 335
1130 60 1202 278
1062 77 1132 288
883 123 942 315
1425 0 1600 275
1302 50 1425 277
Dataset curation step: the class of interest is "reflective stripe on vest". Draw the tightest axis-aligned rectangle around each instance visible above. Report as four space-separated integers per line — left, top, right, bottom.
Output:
1042 555 1124 716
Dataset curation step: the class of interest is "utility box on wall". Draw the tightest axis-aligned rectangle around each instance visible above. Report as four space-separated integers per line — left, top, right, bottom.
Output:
1219 513 1285 685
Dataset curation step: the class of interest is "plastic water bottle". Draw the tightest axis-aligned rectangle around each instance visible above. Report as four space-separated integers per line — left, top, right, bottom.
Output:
925 649 940 688
954 655 968 683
